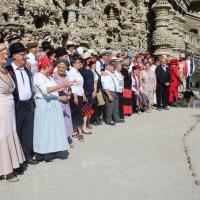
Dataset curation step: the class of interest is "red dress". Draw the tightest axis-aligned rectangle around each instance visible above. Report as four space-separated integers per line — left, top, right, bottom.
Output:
168 64 181 104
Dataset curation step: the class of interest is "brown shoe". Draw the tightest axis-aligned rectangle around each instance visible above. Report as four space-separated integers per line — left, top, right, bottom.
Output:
5 174 19 182
78 135 84 142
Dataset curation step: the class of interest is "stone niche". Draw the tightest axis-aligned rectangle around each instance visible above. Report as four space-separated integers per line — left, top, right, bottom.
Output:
0 0 199 69
0 0 149 53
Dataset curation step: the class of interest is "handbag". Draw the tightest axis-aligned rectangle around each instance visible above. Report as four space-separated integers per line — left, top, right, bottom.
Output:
96 91 105 106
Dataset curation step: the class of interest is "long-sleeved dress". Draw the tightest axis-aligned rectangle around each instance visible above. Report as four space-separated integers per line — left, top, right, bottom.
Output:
140 69 156 105
0 73 25 176
33 72 69 160
168 65 181 104
53 72 74 141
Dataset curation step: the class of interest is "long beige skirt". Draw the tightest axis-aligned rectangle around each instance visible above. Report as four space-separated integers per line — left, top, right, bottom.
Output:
0 96 25 176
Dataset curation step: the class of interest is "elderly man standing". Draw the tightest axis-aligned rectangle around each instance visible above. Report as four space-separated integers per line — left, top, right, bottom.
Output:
27 41 38 75
155 58 170 110
6 42 38 168
101 63 123 125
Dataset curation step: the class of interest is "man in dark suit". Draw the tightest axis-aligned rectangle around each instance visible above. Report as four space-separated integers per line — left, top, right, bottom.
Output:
6 42 38 167
155 58 170 110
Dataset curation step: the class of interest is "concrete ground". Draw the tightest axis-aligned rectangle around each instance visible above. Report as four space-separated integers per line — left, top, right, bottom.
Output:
0 107 200 200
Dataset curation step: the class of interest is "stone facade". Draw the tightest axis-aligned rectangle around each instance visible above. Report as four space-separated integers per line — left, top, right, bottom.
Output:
0 0 200 83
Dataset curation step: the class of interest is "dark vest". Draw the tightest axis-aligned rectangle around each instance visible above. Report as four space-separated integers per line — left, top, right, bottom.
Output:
6 64 35 107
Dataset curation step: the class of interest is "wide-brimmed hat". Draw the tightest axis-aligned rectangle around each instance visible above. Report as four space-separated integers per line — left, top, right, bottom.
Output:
185 51 192 57
9 42 27 57
55 47 68 58
102 50 112 56
27 41 38 49
7 33 21 43
41 41 52 50
82 52 92 60
87 49 98 56
170 58 178 65
132 64 140 71
66 41 75 47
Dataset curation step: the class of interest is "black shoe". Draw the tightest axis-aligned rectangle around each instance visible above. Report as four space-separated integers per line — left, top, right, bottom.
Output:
115 119 125 123
26 158 39 165
162 106 169 110
13 167 24 176
45 159 54 163
92 121 102 126
156 107 162 111
106 122 116 126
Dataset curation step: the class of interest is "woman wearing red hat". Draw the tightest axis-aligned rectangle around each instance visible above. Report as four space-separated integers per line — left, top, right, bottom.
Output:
168 58 182 106
33 57 72 162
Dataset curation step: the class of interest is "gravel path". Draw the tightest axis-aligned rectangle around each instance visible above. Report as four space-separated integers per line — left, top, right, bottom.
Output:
0 107 200 200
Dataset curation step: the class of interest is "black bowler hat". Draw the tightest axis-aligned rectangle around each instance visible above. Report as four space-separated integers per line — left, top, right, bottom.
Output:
55 47 68 58
7 33 21 43
41 41 52 51
185 51 192 57
9 42 27 57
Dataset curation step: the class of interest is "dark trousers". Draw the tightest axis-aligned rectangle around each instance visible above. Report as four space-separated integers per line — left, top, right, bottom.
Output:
104 91 120 123
156 86 168 108
15 100 34 160
117 92 124 119
186 76 191 89
132 92 138 112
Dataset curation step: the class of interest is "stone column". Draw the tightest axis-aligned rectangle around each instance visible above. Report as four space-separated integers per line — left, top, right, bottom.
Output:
171 12 182 58
66 4 78 25
179 15 186 55
152 0 172 56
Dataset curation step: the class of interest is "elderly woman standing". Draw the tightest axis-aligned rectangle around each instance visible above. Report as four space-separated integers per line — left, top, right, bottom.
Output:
132 65 149 112
53 60 74 148
33 57 70 162
141 62 156 108
0 43 25 181
68 57 85 142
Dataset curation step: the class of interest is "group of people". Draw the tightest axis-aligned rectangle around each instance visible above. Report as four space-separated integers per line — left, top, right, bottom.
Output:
0 34 196 182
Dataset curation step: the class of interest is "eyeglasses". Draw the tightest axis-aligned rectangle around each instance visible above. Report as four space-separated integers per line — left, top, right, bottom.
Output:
0 52 8 56
17 53 27 56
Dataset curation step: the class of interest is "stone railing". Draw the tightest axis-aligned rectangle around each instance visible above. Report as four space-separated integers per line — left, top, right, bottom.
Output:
185 31 200 50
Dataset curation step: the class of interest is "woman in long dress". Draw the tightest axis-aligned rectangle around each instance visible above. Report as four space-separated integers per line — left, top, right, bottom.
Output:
132 65 149 113
33 57 70 162
140 62 156 109
0 43 25 181
168 58 182 106
53 60 74 148
121 61 133 115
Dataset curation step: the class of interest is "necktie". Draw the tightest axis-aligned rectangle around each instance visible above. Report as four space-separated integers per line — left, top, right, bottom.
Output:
17 68 25 85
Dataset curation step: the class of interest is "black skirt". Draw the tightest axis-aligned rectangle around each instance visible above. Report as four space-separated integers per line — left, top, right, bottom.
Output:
70 96 84 128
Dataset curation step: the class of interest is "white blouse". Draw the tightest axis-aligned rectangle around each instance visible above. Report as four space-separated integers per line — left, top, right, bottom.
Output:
33 72 59 99
68 67 84 96
114 70 124 93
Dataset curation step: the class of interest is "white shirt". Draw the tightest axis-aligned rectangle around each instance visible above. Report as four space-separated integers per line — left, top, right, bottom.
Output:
68 67 84 96
12 62 32 101
114 70 124 93
92 69 99 81
96 59 105 76
27 52 37 75
101 70 117 92
162 65 167 72
128 62 134 73
186 59 191 77
33 72 59 99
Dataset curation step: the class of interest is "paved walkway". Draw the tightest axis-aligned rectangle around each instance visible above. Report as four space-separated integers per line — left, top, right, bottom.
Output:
0 107 200 200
